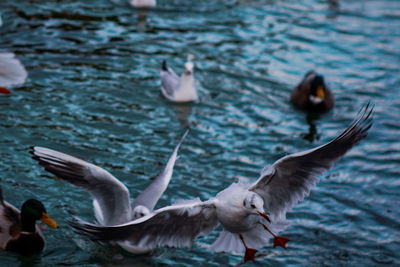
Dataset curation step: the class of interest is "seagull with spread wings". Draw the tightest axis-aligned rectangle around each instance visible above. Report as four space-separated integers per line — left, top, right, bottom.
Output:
69 104 372 262
30 130 188 253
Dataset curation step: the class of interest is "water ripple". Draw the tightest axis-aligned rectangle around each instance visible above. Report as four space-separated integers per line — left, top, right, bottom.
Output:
1 0 399 265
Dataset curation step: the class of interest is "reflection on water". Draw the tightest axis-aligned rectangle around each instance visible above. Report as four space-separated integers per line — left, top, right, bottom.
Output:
0 0 399 266
327 0 340 19
171 103 193 128
301 112 321 143
137 9 150 32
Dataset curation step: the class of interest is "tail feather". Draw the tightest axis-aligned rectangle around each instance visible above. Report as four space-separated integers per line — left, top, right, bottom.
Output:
211 220 291 253
211 230 244 253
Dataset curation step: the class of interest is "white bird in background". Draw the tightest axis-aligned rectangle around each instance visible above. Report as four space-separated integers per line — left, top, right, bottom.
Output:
160 58 198 103
0 53 28 95
69 104 373 263
128 0 156 8
0 15 28 94
30 130 189 254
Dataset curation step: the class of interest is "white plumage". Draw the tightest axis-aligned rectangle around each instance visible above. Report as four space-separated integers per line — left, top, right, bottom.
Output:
128 0 156 7
69 104 373 262
160 59 198 103
0 53 28 89
30 130 189 253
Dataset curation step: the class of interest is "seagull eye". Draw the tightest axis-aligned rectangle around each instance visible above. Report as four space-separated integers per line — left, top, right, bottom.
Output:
251 204 256 209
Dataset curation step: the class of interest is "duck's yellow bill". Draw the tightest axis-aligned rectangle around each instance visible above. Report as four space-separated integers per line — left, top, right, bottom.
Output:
316 85 325 99
40 212 58 228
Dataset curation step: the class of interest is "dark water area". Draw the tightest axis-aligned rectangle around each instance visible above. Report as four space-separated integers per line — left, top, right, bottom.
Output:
0 0 399 266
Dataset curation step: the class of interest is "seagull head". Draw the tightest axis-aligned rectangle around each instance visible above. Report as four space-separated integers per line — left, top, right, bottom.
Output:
184 62 194 75
243 192 270 222
132 205 150 220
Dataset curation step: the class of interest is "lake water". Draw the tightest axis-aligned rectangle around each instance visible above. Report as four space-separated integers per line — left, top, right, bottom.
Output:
0 0 399 266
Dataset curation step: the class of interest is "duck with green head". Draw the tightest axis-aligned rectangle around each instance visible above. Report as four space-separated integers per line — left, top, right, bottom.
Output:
0 187 58 255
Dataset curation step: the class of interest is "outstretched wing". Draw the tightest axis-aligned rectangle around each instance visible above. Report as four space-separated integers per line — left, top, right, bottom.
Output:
69 199 218 249
30 147 132 225
249 103 373 218
133 130 189 211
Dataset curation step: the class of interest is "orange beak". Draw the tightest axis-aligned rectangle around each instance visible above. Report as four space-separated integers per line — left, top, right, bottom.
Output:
316 85 325 99
0 87 11 94
258 212 271 223
40 212 58 228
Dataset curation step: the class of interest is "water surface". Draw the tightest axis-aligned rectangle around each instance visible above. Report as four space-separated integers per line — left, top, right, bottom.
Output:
0 0 399 266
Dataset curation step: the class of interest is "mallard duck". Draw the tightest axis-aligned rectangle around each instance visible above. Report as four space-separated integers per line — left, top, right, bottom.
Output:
291 71 334 112
0 187 58 255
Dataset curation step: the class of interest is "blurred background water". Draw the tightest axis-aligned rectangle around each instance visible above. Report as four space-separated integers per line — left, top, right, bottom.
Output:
0 0 399 266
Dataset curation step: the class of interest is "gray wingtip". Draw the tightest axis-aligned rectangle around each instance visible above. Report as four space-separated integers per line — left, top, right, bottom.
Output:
175 129 189 152
28 145 36 155
181 129 189 142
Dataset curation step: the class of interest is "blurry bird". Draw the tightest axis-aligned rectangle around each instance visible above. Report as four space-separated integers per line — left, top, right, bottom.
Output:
128 0 156 8
69 104 372 263
30 130 188 253
291 71 334 112
160 58 198 103
0 52 28 94
0 15 28 95
0 187 58 255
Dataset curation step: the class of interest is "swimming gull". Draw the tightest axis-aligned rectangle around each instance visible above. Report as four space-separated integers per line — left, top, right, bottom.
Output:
160 59 198 103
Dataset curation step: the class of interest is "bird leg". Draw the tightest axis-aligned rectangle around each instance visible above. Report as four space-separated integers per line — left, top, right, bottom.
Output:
239 233 257 263
261 223 291 248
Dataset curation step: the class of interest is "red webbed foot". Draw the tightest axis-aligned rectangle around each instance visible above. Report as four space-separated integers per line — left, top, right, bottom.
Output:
243 247 258 263
273 236 291 248
0 87 11 94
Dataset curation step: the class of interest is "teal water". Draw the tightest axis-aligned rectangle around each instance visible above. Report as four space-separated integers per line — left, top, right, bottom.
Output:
1 0 399 266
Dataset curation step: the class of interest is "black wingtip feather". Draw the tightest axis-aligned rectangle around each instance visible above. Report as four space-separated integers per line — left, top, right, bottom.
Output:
161 60 168 71
0 187 4 205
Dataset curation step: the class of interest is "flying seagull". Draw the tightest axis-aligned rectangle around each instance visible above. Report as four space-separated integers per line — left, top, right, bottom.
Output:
30 130 189 253
69 104 373 262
